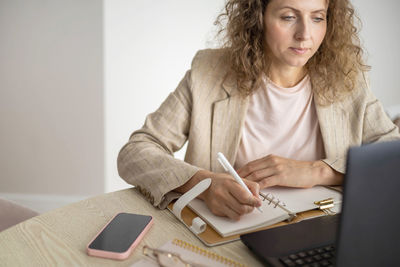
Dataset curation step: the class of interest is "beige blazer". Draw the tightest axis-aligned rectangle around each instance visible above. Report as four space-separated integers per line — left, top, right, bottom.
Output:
117 49 400 208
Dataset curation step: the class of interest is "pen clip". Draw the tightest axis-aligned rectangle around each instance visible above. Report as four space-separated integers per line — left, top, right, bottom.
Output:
217 158 228 171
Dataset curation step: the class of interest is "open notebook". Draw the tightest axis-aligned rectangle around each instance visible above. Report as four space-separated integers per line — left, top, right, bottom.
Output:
188 185 342 237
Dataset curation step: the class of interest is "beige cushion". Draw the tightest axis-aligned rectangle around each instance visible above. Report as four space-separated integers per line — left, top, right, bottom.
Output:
0 198 38 232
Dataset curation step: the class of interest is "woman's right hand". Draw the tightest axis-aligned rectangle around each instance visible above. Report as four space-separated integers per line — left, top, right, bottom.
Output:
188 170 262 220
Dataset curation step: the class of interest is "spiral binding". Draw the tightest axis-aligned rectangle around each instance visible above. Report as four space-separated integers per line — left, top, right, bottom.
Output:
172 239 246 267
259 192 286 208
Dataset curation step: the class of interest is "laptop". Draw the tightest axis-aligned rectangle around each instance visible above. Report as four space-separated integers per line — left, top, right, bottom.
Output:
240 140 400 267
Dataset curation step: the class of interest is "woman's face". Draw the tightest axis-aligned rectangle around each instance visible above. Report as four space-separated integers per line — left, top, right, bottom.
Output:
264 0 328 70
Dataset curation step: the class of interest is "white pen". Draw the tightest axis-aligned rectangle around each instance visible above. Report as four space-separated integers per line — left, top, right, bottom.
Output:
217 152 263 213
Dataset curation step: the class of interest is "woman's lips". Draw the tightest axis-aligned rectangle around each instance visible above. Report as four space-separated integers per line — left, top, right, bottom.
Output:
290 47 309 55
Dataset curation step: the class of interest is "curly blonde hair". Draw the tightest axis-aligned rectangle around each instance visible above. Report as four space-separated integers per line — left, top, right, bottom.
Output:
215 0 370 104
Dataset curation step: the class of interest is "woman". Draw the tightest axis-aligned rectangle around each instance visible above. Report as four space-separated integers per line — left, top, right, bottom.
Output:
117 0 399 220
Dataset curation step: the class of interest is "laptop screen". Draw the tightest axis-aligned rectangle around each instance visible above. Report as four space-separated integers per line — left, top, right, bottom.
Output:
335 140 400 266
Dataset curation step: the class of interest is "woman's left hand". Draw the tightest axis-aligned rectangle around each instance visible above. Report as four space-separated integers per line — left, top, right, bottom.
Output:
236 154 343 189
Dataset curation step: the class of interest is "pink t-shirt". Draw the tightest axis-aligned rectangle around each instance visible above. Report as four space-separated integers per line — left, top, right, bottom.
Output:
234 75 325 169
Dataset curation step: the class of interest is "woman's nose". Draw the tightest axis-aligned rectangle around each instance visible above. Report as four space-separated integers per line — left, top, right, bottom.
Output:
295 19 311 41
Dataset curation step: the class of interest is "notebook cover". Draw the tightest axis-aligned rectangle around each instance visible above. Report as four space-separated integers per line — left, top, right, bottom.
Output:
167 202 328 247
185 185 342 238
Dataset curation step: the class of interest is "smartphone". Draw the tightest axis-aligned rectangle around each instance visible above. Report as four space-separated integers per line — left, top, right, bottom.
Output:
87 212 153 260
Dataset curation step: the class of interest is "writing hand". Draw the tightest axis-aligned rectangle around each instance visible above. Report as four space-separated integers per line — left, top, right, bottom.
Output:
200 173 261 220
188 171 261 220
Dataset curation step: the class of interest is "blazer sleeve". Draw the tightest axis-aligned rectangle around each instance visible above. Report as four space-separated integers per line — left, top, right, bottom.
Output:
117 69 201 209
361 94 400 144
322 86 400 173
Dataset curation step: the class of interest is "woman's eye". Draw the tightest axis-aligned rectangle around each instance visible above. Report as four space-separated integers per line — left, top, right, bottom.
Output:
313 17 325 22
282 16 296 21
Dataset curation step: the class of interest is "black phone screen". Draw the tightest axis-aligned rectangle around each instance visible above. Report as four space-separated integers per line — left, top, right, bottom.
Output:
88 213 152 253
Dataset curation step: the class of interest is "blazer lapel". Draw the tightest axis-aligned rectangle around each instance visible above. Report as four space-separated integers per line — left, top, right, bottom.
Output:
210 72 249 172
315 100 349 162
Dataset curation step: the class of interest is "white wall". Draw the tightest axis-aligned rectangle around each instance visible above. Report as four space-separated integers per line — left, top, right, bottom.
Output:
0 0 104 212
352 0 400 108
104 0 225 192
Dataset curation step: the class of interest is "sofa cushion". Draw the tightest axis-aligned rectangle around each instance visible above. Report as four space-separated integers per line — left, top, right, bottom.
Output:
0 198 39 232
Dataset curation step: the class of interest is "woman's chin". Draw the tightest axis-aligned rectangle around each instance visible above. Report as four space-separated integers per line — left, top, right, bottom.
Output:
285 58 310 68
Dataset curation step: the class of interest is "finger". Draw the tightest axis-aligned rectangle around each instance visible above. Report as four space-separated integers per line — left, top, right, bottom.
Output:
221 180 259 216
242 167 277 182
229 182 261 207
222 203 242 221
259 175 280 189
206 180 248 219
237 154 277 178
206 193 242 220
243 179 261 199
237 157 267 177
224 191 255 217
237 165 252 178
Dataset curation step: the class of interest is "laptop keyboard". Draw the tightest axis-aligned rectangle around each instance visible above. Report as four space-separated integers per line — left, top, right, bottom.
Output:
279 244 335 267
